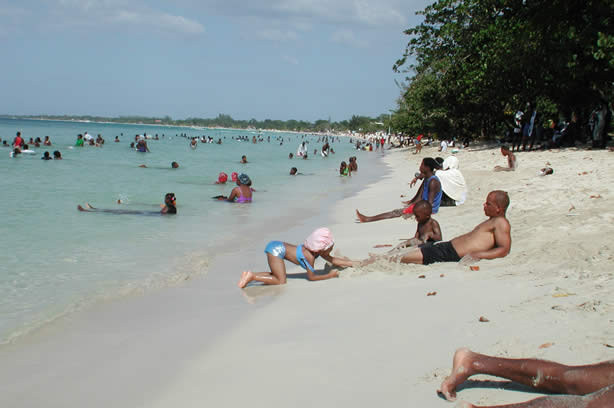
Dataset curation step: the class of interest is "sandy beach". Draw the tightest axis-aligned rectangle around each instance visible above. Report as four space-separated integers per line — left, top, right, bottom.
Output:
2 145 613 407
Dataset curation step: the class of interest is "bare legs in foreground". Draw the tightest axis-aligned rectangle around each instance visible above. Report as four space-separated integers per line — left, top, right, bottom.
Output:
439 348 614 407
238 253 287 288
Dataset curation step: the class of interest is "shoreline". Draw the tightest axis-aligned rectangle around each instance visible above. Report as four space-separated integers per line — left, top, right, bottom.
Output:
1 116 357 137
0 146 391 407
1 146 612 407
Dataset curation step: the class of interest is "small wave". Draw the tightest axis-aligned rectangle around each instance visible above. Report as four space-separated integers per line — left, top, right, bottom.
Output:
0 253 210 346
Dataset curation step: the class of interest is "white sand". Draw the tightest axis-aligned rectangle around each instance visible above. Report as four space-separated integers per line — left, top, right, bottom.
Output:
2 146 613 407
149 146 614 407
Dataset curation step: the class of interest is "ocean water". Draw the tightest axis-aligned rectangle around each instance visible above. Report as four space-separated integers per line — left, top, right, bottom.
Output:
0 118 385 344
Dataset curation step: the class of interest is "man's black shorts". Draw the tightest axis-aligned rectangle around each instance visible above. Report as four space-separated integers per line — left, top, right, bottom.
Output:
420 241 461 265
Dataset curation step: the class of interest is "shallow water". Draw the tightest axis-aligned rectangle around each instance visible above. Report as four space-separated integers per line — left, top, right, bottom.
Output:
0 118 384 343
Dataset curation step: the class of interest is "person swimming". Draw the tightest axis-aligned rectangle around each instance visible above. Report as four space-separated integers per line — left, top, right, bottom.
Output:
77 193 177 215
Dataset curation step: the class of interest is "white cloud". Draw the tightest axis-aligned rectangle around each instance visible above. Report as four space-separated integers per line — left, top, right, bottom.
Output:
331 28 368 48
109 9 205 34
53 0 204 35
206 0 410 27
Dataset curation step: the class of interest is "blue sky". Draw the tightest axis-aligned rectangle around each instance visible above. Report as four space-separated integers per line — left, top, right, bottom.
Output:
1 0 431 121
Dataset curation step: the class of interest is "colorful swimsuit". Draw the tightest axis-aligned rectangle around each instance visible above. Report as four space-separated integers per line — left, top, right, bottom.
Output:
264 242 315 272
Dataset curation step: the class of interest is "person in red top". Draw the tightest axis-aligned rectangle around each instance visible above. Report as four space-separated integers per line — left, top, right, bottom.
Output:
13 132 24 149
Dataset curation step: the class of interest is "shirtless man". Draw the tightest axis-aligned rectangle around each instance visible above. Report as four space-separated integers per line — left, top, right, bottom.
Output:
364 191 510 265
494 146 516 172
438 348 614 407
390 200 442 252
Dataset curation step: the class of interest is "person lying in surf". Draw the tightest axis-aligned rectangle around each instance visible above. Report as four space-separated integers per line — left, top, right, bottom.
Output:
237 227 357 288
78 193 177 215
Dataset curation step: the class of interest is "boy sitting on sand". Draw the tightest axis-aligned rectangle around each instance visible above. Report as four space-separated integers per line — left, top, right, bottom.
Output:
238 228 357 288
389 200 442 252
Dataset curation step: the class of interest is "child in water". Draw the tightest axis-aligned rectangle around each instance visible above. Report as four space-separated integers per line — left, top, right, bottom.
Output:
340 161 350 176
237 228 357 288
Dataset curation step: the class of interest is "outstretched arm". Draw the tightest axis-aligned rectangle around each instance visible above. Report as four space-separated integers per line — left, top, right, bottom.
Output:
320 252 356 268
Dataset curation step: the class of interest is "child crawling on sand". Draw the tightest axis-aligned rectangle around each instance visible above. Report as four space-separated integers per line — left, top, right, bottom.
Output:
389 200 442 252
238 227 357 288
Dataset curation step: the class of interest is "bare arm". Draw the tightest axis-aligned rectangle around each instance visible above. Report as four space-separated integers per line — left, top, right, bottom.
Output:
471 218 511 260
403 181 424 205
320 252 356 268
427 178 441 205
227 187 239 202
422 220 442 242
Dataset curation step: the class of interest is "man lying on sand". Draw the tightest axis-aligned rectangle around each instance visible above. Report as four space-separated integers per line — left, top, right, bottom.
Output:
389 200 441 252
438 347 614 407
238 227 357 288
362 190 510 265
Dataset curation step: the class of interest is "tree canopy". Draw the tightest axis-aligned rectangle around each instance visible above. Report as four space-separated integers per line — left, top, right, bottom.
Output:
392 0 614 139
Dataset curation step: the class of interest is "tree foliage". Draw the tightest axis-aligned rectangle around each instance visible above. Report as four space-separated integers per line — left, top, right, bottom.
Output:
393 0 614 139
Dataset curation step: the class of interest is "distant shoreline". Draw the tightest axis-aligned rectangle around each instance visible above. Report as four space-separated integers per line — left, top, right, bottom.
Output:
0 116 356 138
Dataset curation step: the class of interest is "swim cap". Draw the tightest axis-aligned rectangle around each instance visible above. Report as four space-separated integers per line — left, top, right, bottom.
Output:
304 227 334 252
238 173 251 185
231 172 238 182
218 172 228 183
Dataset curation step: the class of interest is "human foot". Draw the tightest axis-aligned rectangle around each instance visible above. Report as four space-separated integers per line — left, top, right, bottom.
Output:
438 348 477 401
355 209 368 223
237 270 254 288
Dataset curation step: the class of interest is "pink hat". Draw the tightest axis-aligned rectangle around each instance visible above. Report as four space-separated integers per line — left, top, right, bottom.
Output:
304 227 334 252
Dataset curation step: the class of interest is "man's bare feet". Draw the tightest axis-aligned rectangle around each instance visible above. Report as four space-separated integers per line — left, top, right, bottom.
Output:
356 209 368 222
439 348 477 401
237 270 254 288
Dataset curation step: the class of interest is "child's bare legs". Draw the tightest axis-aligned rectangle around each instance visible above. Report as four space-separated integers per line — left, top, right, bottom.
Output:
439 348 614 402
238 253 287 288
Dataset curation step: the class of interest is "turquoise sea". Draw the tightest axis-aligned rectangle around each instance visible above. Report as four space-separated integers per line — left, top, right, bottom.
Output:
0 118 385 344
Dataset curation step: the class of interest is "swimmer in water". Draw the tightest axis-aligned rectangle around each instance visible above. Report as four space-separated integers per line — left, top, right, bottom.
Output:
78 193 177 215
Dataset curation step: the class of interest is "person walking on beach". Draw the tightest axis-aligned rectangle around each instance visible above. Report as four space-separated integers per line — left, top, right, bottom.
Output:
361 190 511 266
356 158 442 222
438 347 614 407
494 146 516 172
237 227 357 288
